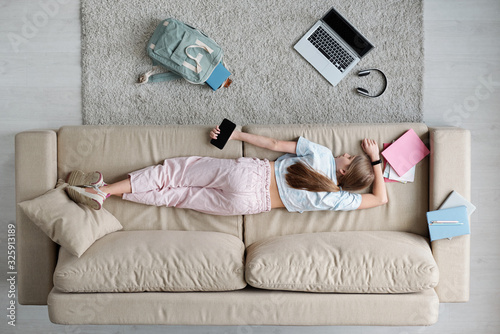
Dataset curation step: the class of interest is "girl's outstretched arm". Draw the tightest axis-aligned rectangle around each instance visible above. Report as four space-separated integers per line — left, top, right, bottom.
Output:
210 127 297 154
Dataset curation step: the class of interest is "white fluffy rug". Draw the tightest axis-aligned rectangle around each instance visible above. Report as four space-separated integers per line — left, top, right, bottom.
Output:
81 0 423 125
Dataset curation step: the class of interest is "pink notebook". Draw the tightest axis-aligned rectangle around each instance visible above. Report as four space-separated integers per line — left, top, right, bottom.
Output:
381 129 430 177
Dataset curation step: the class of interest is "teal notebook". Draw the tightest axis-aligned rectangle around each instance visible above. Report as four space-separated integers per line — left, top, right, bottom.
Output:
426 206 470 242
205 62 231 91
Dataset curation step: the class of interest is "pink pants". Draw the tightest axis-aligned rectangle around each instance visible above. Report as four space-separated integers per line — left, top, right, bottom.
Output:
123 157 271 216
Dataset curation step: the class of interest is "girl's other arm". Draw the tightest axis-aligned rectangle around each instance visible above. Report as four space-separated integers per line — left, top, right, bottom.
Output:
210 127 297 154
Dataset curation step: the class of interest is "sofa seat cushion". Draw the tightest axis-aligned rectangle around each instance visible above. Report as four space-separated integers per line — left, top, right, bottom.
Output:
54 230 246 292
246 231 439 293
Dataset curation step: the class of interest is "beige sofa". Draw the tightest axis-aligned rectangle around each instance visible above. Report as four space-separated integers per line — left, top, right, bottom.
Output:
15 123 471 326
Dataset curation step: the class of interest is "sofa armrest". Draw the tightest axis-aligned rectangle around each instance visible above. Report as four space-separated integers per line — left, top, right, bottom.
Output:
15 130 59 305
429 127 471 302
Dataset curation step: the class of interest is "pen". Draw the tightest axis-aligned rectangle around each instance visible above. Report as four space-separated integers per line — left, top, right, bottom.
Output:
430 221 462 225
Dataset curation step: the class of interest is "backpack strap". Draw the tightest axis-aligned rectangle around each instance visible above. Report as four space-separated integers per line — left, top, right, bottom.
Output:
147 71 182 83
137 67 182 84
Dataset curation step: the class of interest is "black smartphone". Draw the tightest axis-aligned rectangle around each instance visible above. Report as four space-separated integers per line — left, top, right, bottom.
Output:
210 118 236 150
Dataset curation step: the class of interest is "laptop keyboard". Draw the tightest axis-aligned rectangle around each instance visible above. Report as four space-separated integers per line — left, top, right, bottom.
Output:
307 26 355 72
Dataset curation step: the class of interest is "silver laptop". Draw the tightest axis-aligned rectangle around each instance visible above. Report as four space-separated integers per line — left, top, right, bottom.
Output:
294 7 374 86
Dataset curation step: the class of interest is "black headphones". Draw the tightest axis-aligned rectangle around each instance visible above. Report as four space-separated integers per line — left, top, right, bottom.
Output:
356 69 387 98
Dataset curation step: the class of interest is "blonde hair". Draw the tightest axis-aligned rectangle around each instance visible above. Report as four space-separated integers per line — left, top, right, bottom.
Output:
285 156 374 192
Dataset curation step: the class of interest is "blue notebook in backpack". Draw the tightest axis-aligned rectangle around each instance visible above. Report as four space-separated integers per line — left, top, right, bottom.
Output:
205 62 231 90
426 206 470 242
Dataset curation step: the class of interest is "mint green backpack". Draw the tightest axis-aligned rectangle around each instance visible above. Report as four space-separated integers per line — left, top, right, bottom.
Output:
138 18 225 85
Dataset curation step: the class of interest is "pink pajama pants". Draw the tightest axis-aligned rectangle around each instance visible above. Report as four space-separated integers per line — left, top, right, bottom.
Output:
122 157 271 216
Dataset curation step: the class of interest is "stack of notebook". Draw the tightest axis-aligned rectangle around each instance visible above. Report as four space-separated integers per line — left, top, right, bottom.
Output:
381 129 430 183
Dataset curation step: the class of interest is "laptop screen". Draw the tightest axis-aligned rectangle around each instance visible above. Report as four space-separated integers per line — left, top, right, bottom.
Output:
323 8 373 58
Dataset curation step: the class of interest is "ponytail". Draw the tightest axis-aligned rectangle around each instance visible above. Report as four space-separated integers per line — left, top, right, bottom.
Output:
285 156 374 192
285 162 340 192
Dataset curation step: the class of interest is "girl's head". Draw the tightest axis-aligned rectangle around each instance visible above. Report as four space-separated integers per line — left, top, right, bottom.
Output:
286 154 374 193
335 154 374 191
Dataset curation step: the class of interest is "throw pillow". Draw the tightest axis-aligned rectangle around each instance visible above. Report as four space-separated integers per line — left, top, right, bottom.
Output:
18 181 122 257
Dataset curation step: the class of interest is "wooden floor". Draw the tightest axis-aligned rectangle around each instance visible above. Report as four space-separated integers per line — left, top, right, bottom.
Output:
1 0 499 333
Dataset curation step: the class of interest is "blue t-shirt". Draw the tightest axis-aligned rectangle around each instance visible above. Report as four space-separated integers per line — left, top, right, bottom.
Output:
274 137 362 213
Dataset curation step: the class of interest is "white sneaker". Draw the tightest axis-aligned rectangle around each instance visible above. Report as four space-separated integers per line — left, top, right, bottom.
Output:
66 185 109 210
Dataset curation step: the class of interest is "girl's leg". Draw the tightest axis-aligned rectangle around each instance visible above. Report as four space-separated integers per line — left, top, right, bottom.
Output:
100 179 132 197
83 156 243 198
126 157 241 193
82 157 216 198
124 186 265 216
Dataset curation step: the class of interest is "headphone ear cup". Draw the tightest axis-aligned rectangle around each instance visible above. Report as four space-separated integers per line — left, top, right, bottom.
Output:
357 87 370 96
358 70 371 77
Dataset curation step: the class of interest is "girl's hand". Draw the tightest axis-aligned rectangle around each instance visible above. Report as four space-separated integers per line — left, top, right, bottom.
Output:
209 126 238 141
209 126 220 140
361 139 380 161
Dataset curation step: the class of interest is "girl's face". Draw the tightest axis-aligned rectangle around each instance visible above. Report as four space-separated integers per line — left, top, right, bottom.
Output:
335 153 355 175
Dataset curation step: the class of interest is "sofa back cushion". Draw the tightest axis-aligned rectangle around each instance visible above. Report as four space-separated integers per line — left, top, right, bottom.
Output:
54 230 246 292
57 125 243 239
242 123 430 246
246 231 439 293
